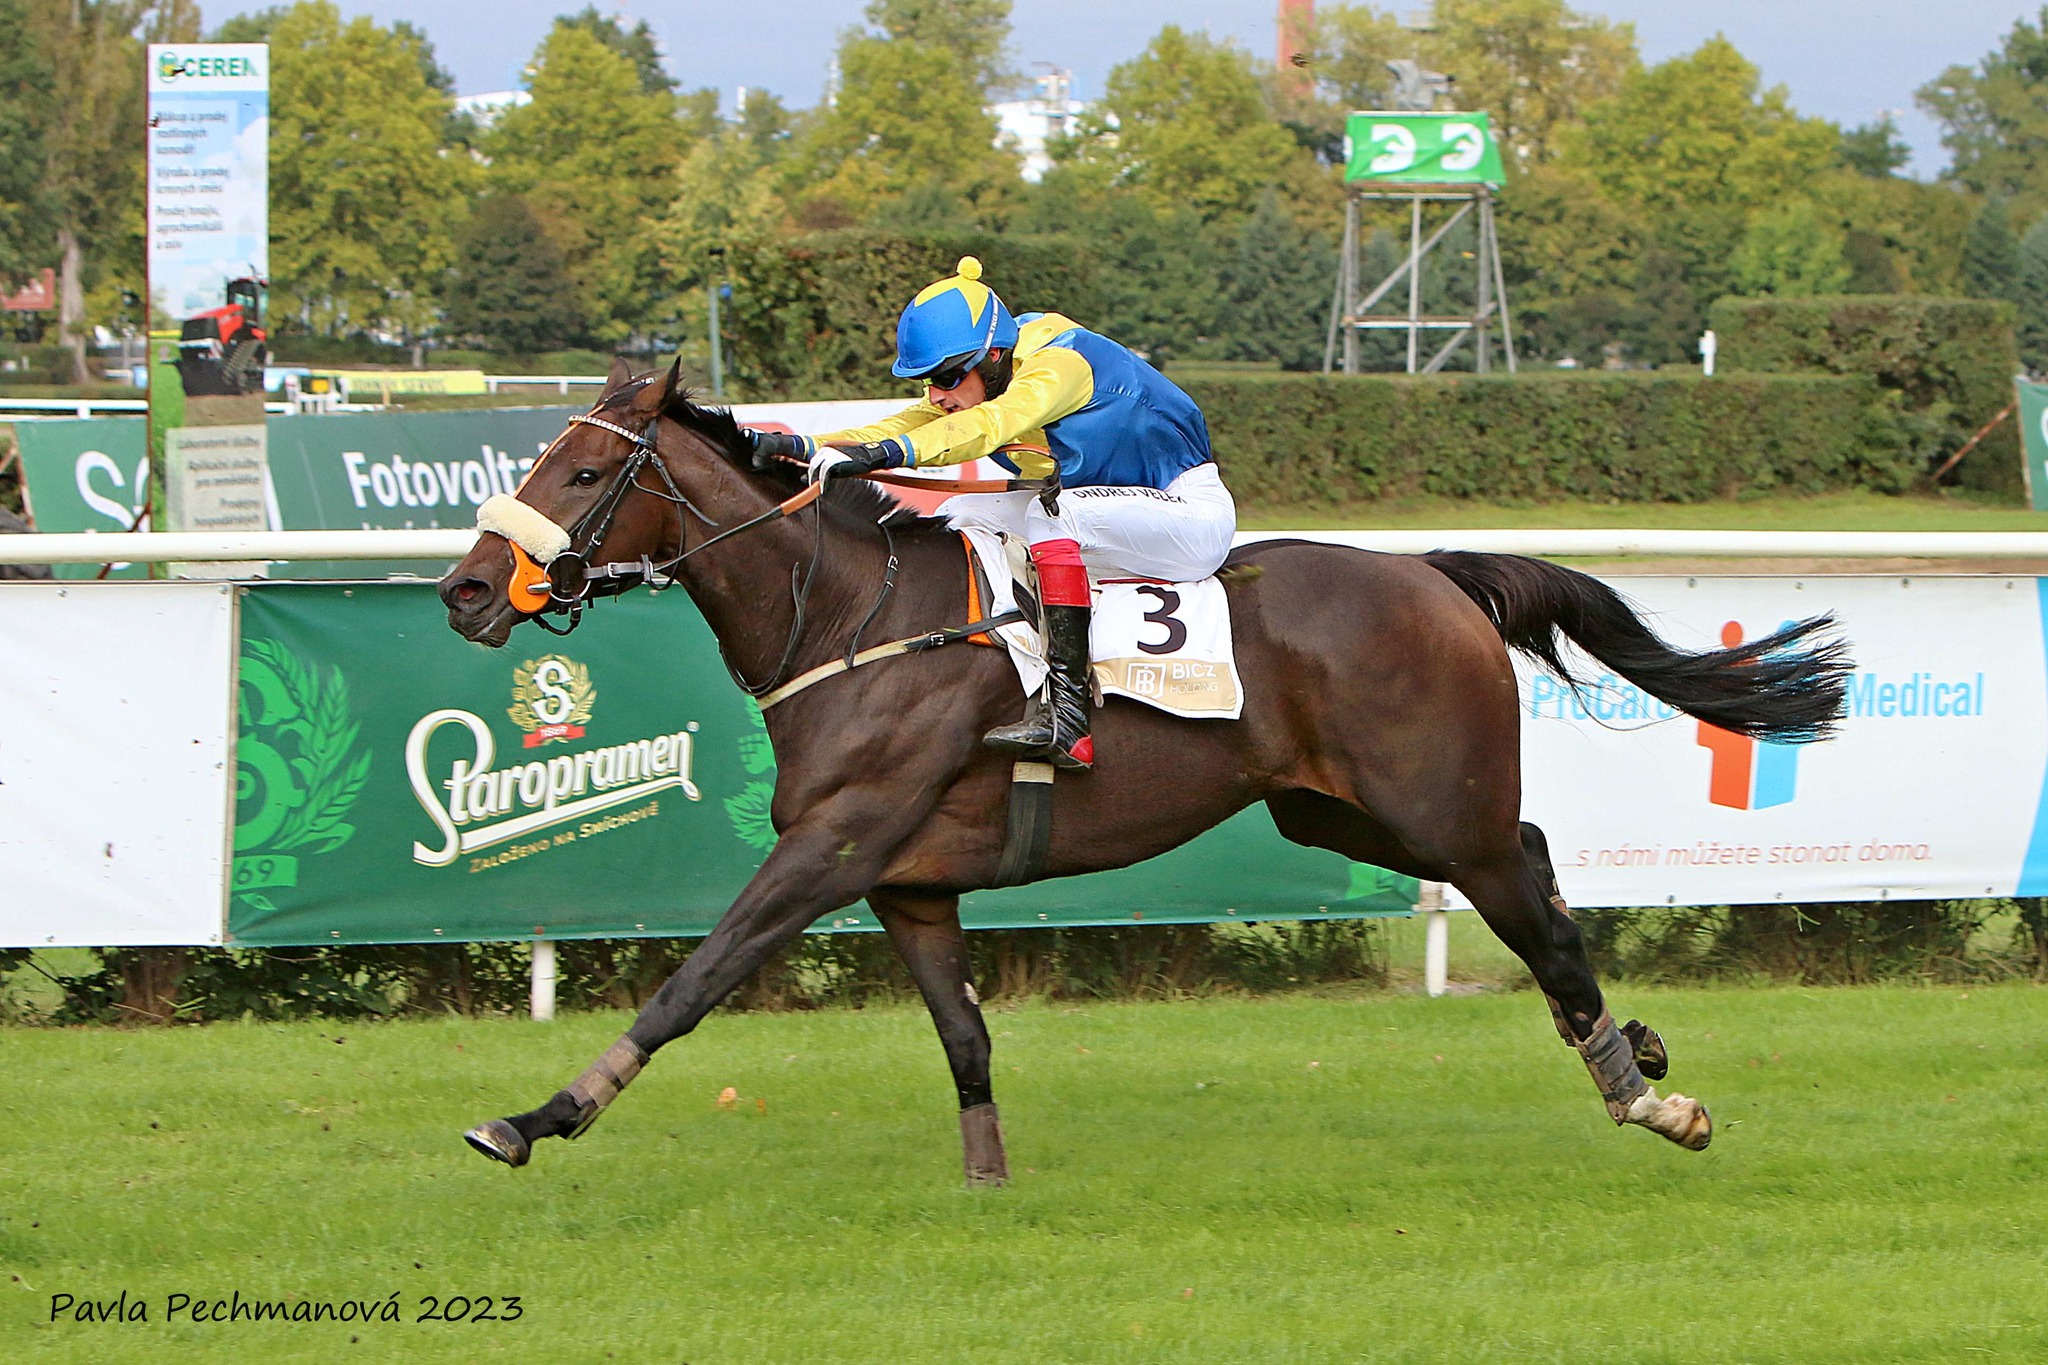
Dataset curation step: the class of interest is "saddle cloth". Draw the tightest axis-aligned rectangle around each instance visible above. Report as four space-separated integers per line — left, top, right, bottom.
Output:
961 529 1243 721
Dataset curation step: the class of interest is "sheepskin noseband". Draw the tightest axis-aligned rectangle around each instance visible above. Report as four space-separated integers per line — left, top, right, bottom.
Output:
477 494 571 565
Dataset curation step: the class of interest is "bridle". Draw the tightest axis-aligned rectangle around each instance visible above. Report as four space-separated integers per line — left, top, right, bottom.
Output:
489 394 1046 698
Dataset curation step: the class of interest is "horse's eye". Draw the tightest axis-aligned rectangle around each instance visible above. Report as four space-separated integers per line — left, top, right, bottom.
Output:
572 468 601 487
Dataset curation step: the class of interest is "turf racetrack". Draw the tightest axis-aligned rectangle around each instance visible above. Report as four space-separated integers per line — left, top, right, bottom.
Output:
4 986 2045 1362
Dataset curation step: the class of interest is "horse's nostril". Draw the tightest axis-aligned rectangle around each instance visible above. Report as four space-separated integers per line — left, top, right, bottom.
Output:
440 575 490 609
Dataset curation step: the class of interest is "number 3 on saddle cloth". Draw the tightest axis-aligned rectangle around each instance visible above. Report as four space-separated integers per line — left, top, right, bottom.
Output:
960 528 1244 721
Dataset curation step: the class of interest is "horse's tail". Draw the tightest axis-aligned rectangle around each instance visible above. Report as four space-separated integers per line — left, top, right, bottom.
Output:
1421 550 1851 743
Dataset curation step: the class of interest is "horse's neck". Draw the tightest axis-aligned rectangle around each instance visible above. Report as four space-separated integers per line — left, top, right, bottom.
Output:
681 494 943 692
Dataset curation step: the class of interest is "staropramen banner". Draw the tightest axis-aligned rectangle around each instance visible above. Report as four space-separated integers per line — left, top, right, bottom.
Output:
1343 111 1505 187
227 583 1413 946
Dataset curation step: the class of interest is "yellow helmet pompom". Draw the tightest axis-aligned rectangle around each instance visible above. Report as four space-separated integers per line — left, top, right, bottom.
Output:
956 255 983 282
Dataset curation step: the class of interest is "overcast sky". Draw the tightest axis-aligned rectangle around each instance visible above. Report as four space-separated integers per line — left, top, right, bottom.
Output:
260 0 2046 179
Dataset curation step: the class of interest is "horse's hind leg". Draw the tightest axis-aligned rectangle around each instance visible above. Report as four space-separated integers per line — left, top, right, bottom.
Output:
1456 824 1710 1150
1269 794 1707 1149
870 889 1007 1186
1519 824 1665 1081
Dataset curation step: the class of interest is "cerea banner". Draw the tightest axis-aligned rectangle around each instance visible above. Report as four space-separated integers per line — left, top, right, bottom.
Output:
147 44 271 564
1470 575 2048 910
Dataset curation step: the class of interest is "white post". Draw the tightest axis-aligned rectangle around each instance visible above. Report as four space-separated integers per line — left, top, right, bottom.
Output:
530 938 557 1021
1420 881 1449 998
1699 329 1717 377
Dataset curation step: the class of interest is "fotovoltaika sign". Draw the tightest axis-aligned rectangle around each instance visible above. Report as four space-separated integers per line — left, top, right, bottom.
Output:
228 584 1408 946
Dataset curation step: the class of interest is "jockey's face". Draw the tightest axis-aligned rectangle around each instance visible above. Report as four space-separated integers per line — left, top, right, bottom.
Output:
927 350 1001 413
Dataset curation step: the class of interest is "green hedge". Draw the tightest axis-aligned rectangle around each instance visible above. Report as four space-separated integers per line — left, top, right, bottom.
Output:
1180 371 1915 505
1707 295 2022 496
727 229 1101 399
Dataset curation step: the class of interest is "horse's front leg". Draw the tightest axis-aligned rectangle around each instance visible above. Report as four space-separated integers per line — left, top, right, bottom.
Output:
869 889 1007 1185
464 792 930 1167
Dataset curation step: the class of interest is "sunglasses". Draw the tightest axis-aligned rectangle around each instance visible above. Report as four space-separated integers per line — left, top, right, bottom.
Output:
922 353 982 391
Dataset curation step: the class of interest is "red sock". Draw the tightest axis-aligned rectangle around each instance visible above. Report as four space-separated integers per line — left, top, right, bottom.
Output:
1030 538 1090 607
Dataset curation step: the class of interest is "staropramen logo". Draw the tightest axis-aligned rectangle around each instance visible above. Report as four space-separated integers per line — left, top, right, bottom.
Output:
507 655 595 747
407 653 701 869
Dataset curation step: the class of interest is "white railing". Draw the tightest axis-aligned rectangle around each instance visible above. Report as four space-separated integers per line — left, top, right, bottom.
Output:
0 396 292 419
7 526 2048 567
482 374 608 395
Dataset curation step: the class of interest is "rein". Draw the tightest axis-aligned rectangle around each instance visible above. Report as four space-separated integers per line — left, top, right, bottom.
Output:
493 404 1042 700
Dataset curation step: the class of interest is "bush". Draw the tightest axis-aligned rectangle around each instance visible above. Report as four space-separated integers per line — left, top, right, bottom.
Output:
1181 370 1916 506
1578 899 2014 985
1708 295 2023 496
725 229 1104 399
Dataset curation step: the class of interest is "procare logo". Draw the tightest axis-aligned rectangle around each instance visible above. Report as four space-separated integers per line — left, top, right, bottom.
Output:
408 654 699 868
1696 621 1801 811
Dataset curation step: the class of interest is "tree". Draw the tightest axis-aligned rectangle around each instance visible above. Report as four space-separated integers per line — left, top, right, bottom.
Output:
2018 211 2048 368
863 0 1014 95
793 29 1017 225
267 1 468 340
1918 8 2048 211
1221 189 1333 370
489 22 691 345
1960 194 2024 305
0 0 55 285
556 5 675 93
1063 27 1313 223
1560 37 1837 306
442 195 587 353
1731 199 1851 296
24 0 201 381
1840 115 1911 178
1427 0 1638 171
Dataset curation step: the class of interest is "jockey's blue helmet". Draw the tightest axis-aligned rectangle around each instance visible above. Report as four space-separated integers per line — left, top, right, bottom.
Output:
892 255 1019 381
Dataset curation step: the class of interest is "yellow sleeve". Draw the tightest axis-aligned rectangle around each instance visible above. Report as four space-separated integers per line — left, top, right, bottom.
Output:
813 400 947 447
899 348 1095 469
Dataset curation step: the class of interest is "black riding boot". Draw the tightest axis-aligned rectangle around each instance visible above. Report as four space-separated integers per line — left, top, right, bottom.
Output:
984 602 1094 769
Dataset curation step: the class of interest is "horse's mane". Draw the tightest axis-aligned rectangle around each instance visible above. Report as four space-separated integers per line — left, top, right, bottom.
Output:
609 380 953 540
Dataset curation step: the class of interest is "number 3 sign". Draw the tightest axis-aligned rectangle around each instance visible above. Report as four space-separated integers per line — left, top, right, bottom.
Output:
1343 111 1505 187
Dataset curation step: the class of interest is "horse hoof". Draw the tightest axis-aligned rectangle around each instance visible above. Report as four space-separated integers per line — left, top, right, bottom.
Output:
1624 1089 1712 1151
1622 1018 1669 1081
464 1119 530 1168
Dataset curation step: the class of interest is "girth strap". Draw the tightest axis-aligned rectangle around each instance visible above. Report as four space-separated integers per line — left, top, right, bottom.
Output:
755 609 1026 710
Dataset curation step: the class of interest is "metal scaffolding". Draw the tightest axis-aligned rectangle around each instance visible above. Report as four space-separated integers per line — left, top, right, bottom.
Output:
1323 182 1516 376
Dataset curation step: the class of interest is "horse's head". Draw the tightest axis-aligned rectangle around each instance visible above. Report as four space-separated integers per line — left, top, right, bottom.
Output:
439 356 704 647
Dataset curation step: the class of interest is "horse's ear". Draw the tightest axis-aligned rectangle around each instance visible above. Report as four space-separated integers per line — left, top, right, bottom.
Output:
656 353 685 410
603 355 633 396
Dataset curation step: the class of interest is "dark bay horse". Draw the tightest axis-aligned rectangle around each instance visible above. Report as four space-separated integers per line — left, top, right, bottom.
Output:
437 360 1850 1180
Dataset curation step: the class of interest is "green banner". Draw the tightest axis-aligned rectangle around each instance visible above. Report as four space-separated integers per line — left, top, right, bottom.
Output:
13 407 579 577
2016 378 2048 512
1344 111 1505 186
228 583 1414 945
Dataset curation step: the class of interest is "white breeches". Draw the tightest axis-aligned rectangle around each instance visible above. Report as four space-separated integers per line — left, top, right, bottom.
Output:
937 462 1237 582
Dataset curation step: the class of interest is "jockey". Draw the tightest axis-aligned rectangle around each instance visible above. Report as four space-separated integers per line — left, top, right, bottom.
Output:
747 256 1236 770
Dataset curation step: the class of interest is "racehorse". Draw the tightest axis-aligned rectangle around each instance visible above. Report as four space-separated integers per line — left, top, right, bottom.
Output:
437 359 1850 1180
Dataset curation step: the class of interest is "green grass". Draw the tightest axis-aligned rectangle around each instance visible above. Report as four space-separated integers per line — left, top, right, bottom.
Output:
4 985 2045 1362
1240 487 2048 533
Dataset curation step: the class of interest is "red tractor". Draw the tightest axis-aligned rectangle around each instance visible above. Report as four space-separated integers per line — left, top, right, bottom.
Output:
175 275 268 397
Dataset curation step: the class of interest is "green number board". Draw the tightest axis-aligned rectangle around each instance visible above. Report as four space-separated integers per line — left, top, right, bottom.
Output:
1343 111 1505 187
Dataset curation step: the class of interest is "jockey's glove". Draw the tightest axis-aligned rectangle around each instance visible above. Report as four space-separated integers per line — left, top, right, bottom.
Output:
807 439 909 484
743 428 813 469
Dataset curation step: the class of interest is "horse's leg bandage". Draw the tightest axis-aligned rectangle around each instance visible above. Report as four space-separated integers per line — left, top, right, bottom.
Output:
563 1035 649 1138
477 494 571 565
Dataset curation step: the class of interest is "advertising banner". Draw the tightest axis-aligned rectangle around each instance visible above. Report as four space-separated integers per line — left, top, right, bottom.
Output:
226 583 1408 946
2015 377 2048 511
1483 575 2048 909
1343 111 1505 187
12 398 970 574
146 43 271 551
0 582 233 947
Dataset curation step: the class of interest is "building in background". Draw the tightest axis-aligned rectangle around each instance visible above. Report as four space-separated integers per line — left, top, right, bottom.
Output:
991 66 1083 183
